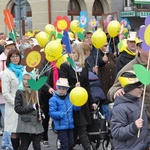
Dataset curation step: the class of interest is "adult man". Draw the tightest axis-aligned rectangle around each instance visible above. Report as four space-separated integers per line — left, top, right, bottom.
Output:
107 41 150 129
115 31 137 76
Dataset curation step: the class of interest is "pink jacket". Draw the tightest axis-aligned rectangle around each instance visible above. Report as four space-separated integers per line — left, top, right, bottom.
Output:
0 52 7 104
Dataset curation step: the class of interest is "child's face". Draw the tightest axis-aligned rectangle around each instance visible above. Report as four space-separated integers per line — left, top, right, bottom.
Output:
128 85 143 98
57 87 67 96
23 74 32 88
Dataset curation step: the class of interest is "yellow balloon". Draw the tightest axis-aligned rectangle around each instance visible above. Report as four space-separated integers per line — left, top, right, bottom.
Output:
68 32 75 40
44 24 55 34
44 40 63 61
91 30 107 48
107 20 121 37
56 54 68 68
69 87 88 106
35 31 49 48
70 20 83 34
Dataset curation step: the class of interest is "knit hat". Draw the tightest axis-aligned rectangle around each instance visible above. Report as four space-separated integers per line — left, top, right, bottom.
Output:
118 70 142 93
56 78 70 87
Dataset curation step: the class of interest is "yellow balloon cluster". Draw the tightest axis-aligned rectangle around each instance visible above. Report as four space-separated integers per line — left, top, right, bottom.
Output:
69 87 88 106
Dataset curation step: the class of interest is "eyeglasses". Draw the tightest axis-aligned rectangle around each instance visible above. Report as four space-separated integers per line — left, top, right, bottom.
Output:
11 55 19 59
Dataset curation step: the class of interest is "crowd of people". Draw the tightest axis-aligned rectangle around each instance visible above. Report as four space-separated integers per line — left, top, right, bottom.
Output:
0 25 150 150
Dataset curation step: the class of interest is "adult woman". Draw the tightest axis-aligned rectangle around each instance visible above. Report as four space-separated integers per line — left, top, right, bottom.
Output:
59 42 97 150
0 40 16 149
2 48 24 150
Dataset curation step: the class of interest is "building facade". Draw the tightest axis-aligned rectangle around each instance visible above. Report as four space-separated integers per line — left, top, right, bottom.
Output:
0 0 124 35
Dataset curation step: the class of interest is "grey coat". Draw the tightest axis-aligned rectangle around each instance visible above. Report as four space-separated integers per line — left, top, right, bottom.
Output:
110 93 150 150
15 90 44 134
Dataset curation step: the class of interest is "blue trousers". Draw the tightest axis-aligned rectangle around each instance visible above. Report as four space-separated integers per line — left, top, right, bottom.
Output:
57 129 74 150
0 104 13 149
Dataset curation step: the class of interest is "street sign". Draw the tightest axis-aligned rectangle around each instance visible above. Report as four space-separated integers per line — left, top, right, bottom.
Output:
120 11 137 17
140 12 150 18
13 0 26 5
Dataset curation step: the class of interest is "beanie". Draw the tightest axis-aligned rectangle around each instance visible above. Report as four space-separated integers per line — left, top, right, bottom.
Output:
118 70 142 93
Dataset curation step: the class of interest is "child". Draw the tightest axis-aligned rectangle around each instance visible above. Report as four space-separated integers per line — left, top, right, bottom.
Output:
14 70 44 150
110 70 150 150
49 78 80 150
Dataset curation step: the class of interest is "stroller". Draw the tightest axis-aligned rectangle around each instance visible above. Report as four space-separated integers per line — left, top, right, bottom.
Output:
87 72 114 150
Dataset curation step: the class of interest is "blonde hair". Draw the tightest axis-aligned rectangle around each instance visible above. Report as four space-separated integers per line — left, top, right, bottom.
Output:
80 42 91 56
25 89 37 105
72 43 85 67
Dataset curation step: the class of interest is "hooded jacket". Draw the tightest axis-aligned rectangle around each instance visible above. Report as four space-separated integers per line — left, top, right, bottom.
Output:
49 92 80 131
110 93 150 150
14 82 44 134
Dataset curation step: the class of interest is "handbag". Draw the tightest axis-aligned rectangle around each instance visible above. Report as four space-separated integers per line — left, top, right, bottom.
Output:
0 60 4 93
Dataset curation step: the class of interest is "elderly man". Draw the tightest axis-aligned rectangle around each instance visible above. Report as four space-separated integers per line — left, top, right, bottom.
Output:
115 31 138 76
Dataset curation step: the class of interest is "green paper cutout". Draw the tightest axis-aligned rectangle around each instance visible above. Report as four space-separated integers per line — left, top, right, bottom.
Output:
9 30 17 42
67 57 75 69
28 76 48 91
77 32 84 40
57 33 63 39
134 64 150 85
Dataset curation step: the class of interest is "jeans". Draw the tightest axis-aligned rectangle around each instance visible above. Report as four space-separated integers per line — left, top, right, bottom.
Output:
1 131 13 150
0 104 5 128
0 104 13 149
57 129 74 150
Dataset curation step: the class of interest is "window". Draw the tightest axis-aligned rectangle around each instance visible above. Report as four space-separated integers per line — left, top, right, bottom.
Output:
68 0 81 21
92 0 104 28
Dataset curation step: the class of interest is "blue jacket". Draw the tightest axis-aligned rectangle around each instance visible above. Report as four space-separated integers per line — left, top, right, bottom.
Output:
110 93 150 150
49 93 79 131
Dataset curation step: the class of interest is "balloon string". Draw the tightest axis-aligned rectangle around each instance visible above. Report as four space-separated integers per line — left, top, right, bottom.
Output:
95 49 99 66
38 51 67 77
65 104 73 114
38 62 49 77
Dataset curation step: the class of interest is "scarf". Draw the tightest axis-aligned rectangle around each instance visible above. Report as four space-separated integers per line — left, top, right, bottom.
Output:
74 62 82 72
8 62 24 83
50 62 59 90
123 47 136 56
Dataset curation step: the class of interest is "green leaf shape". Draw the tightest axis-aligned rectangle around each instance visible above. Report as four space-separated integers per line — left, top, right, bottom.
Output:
134 64 150 86
9 30 17 42
77 32 84 40
67 57 75 69
28 76 48 91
